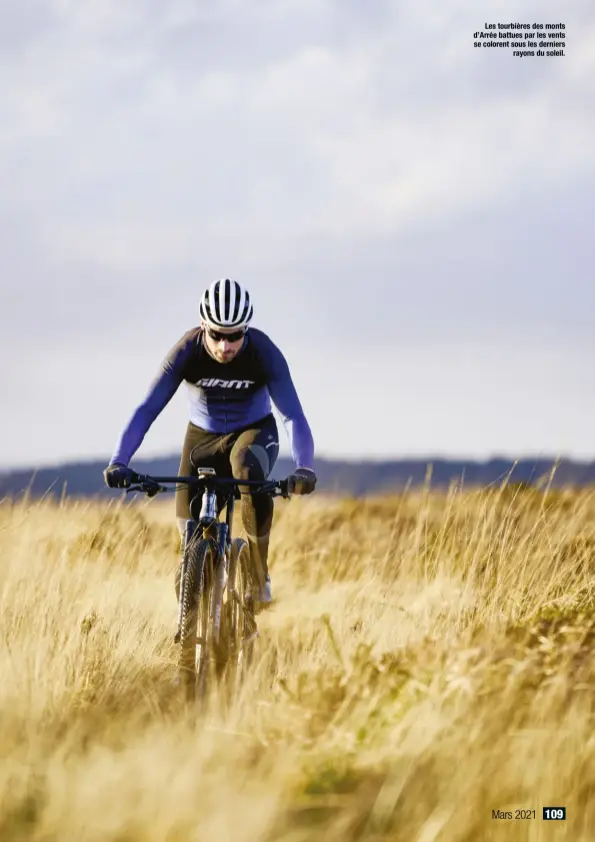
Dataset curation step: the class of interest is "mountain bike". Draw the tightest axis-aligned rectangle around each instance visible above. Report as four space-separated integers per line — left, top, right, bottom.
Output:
125 468 289 702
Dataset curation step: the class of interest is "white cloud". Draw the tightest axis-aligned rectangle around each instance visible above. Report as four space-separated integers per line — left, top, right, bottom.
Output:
3 0 593 270
1 0 594 465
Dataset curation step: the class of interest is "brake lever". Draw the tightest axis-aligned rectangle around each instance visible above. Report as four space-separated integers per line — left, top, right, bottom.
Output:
124 482 163 497
145 485 164 498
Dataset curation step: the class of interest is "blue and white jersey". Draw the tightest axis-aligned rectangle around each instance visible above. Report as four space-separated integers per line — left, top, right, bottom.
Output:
110 327 315 469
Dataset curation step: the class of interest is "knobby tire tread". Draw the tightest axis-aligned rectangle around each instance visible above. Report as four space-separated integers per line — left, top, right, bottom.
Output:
228 537 258 688
179 536 217 702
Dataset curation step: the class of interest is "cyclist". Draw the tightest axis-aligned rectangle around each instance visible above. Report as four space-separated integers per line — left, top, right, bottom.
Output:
103 278 317 605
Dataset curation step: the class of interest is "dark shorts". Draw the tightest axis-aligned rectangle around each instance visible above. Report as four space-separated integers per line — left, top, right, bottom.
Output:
175 413 280 520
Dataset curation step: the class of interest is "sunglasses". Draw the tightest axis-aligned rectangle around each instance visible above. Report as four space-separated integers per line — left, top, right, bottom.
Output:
206 326 247 343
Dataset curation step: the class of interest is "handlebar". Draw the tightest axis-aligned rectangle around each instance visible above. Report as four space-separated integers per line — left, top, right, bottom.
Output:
124 472 291 499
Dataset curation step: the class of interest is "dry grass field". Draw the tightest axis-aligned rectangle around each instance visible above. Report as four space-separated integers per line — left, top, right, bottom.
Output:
1 479 594 841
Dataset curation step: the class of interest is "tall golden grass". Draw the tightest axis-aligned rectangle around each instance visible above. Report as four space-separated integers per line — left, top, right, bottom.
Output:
1 480 594 840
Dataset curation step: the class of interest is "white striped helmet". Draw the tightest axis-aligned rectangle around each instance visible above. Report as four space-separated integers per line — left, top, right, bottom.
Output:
199 278 253 329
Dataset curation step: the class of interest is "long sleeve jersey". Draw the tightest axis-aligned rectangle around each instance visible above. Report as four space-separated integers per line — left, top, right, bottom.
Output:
109 326 315 469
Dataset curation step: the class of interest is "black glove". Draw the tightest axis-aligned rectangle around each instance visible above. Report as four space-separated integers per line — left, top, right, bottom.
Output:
287 467 317 495
103 463 134 489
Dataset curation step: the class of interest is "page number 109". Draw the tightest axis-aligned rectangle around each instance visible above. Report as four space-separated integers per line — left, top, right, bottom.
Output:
543 807 566 820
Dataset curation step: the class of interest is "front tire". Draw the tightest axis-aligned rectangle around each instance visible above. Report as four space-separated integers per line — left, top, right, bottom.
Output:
178 536 218 702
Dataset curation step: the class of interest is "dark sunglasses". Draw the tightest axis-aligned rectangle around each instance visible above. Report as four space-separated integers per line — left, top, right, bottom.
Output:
206 326 247 343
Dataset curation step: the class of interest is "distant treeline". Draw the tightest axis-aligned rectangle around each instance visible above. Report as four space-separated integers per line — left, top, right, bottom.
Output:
1 455 594 501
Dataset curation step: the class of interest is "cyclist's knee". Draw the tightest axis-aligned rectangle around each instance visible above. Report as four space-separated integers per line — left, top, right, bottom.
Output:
232 443 269 482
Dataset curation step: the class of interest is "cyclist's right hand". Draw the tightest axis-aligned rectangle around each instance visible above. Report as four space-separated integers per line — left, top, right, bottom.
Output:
103 463 134 489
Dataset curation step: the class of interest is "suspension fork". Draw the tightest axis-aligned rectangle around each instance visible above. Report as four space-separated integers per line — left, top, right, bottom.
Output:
211 521 229 644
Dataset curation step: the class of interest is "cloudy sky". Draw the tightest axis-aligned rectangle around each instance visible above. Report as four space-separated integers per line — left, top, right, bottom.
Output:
2 0 594 471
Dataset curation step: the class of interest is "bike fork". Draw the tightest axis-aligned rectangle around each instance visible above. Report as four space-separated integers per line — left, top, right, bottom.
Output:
211 523 229 644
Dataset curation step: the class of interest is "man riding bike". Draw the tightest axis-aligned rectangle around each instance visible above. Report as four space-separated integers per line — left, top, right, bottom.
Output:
103 278 317 605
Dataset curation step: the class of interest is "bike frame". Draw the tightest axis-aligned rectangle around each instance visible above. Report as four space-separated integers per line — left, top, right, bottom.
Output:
126 470 288 644
186 467 233 647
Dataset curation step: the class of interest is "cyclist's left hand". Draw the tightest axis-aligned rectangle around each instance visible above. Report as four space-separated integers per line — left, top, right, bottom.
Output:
287 467 317 495
103 462 134 489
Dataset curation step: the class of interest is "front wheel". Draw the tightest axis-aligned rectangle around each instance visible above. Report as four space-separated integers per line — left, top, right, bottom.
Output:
178 536 218 702
226 537 258 690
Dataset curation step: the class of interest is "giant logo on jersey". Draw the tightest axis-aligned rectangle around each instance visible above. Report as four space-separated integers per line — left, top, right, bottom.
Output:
196 377 255 389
